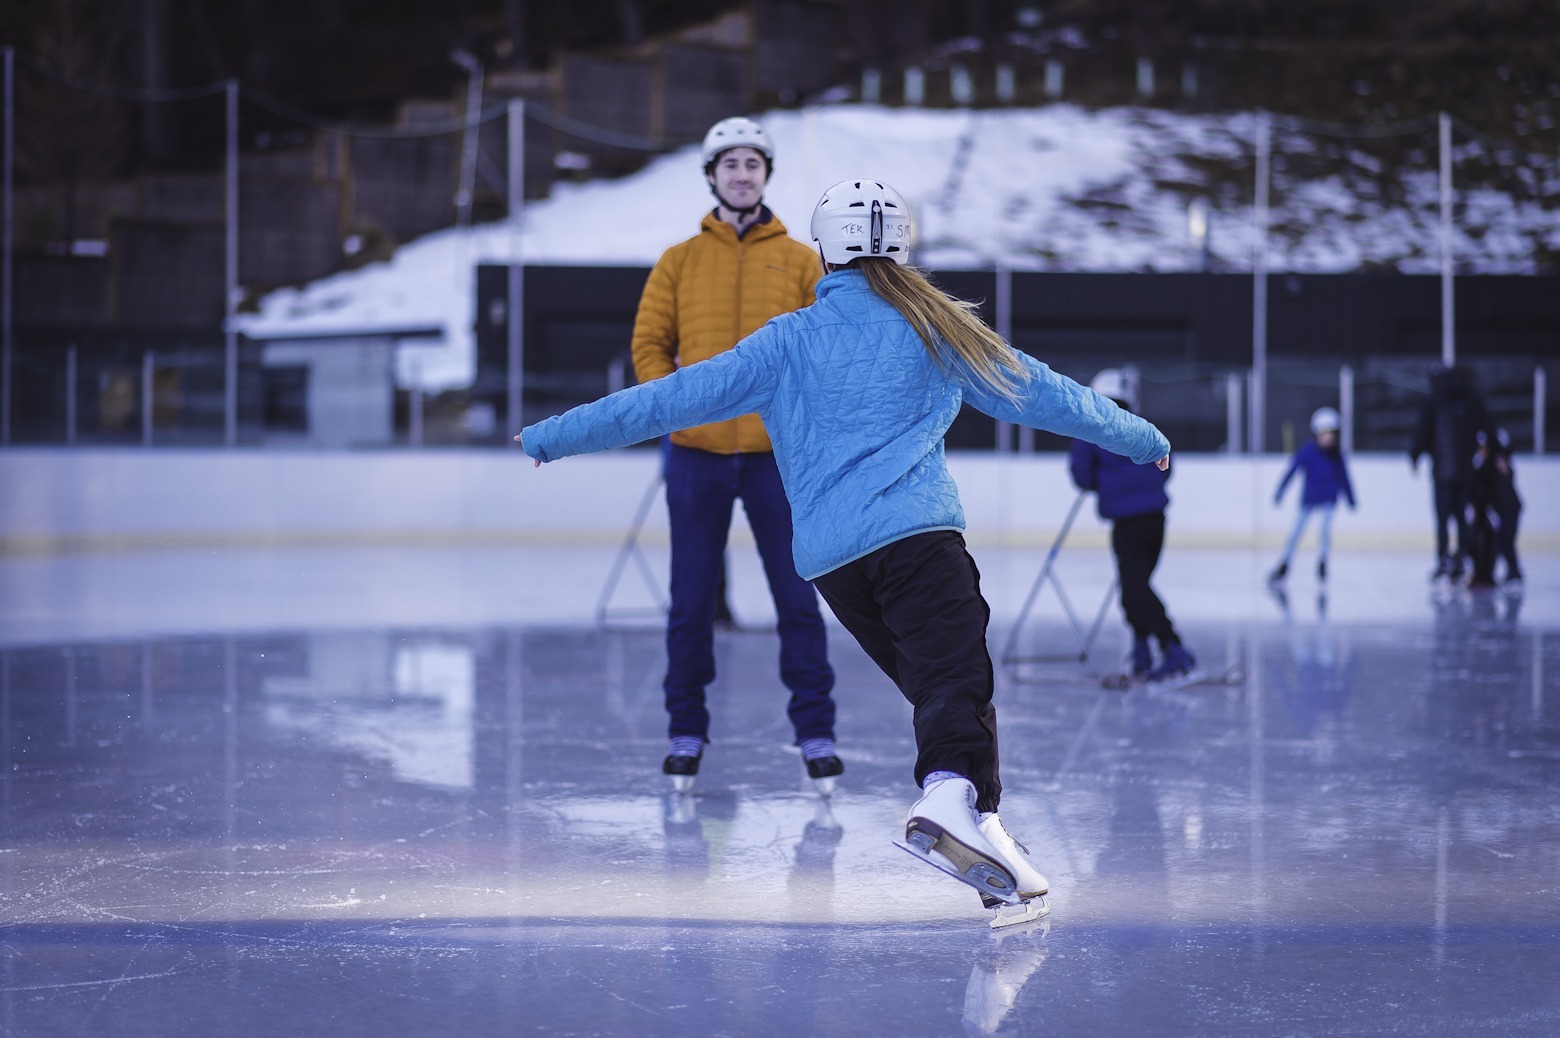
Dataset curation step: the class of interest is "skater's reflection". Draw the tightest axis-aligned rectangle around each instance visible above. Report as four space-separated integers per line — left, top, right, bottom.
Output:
961 919 1050 1036
780 800 845 1035
660 788 737 877
1267 586 1355 751
788 798 843 889
1428 587 1523 756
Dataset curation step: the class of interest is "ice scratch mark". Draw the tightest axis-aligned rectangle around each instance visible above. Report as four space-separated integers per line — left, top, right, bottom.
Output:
2 966 187 992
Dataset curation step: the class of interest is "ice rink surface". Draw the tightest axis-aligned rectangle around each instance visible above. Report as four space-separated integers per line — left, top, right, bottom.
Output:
3 541 1559 1036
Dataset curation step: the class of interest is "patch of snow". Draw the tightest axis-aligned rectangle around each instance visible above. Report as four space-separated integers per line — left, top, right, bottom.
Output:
235 103 1560 392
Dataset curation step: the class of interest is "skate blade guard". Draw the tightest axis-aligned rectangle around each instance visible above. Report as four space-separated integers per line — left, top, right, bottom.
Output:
894 822 1020 905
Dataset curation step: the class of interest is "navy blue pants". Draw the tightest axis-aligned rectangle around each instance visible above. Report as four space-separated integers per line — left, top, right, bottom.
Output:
812 531 1002 813
662 444 835 745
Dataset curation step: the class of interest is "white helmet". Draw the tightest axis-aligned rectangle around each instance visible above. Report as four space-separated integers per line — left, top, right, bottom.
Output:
810 179 914 266
701 117 774 169
1090 368 1138 411
1310 406 1340 435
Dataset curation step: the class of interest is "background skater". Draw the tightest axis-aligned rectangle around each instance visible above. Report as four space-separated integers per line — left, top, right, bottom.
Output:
1068 368 1201 690
517 179 1171 926
1268 406 1356 588
630 116 839 793
1410 364 1493 584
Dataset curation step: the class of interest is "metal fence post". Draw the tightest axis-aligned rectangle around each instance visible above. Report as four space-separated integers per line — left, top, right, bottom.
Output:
1536 367 1547 455
994 264 1014 452
1225 371 1244 453
1339 363 1355 455
65 345 77 445
1439 112 1456 369
1250 112 1271 455
507 100 525 447
223 79 239 446
2 47 13 446
142 350 155 447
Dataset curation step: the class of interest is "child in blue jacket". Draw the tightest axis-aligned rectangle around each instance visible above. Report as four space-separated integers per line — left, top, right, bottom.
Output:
516 179 1170 926
1069 369 1200 688
1268 407 1356 585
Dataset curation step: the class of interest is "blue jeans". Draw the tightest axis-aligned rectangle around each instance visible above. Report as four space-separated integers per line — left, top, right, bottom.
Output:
1279 502 1336 567
662 444 835 745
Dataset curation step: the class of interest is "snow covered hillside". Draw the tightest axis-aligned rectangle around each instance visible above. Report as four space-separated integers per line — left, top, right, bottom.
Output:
236 103 1560 390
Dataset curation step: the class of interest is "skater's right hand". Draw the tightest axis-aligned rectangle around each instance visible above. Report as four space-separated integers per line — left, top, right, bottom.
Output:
1154 455 1169 471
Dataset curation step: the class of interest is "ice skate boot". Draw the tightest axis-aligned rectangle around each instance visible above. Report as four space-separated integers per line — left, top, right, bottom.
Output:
800 738 844 796
805 755 844 796
976 813 1051 928
661 736 704 793
1267 561 1288 586
1146 642 1203 692
894 776 1019 906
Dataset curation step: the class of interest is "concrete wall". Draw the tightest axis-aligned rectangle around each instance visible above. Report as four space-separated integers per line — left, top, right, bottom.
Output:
2 449 1555 556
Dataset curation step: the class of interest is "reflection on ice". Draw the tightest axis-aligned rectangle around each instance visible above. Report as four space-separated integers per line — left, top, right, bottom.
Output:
963 919 1051 1037
262 633 476 790
4 570 1560 1036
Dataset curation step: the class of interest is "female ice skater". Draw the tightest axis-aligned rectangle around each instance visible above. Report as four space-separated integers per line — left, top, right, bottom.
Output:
1268 406 1356 587
516 179 1170 924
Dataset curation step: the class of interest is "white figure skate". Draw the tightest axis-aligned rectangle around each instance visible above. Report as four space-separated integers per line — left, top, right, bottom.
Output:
894 777 1020 906
977 812 1051 929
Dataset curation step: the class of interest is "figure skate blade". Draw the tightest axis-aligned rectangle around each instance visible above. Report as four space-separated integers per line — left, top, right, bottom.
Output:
988 895 1050 929
894 831 1020 906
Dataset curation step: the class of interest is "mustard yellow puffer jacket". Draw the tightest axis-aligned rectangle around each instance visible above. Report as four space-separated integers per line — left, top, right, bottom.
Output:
630 207 821 454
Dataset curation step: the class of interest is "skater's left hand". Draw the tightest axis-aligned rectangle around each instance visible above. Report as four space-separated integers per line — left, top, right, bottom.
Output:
1155 455 1170 471
513 435 542 467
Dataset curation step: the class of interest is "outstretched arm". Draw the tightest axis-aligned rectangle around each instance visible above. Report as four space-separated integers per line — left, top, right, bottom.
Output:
962 354 1170 466
520 331 780 463
1274 453 1300 504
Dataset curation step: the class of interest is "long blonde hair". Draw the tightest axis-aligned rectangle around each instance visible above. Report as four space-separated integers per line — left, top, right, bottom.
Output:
851 258 1028 403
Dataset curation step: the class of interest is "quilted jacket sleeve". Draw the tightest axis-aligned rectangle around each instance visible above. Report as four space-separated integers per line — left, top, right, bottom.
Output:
630 251 680 384
962 353 1170 466
523 329 783 463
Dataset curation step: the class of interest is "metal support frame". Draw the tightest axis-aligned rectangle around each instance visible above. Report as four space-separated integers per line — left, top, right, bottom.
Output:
999 490 1121 686
594 472 670 627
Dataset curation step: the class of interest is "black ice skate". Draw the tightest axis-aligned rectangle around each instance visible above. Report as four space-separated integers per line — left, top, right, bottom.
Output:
894 777 1020 906
799 738 844 796
805 754 844 796
662 737 704 793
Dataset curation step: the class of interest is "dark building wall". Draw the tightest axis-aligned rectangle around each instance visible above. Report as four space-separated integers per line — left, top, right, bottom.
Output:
109 220 226 328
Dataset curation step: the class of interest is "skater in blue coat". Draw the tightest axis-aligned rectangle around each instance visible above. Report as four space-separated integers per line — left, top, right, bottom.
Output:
1268 407 1356 587
516 179 1170 925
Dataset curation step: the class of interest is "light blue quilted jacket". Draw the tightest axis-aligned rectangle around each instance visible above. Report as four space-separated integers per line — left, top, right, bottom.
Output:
522 270 1171 579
